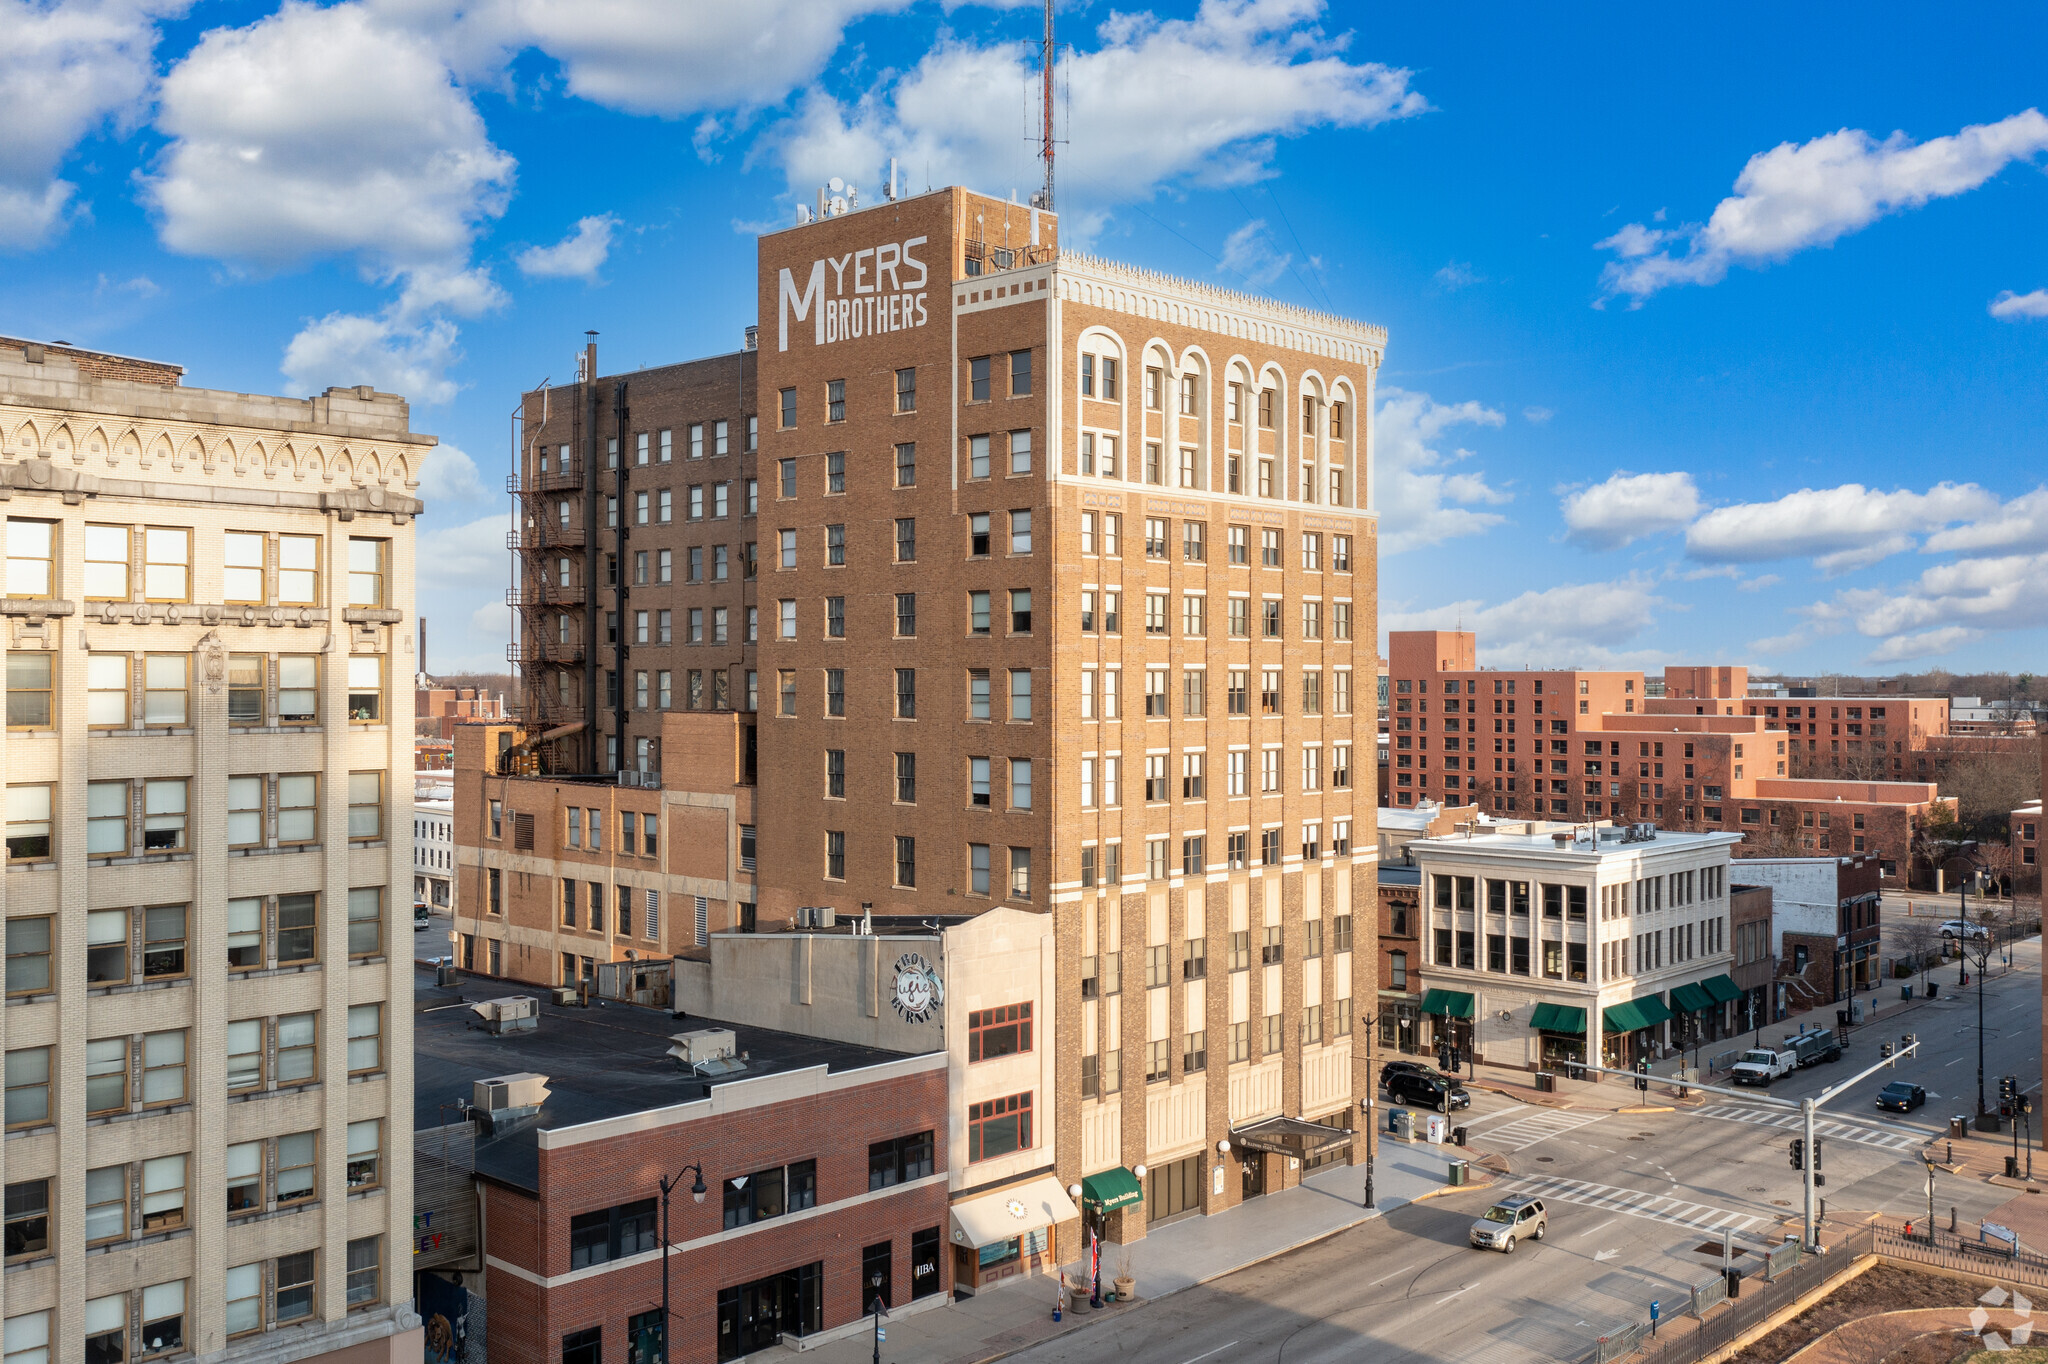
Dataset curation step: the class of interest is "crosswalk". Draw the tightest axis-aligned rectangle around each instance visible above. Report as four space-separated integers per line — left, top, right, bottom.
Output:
1499 1173 1771 1234
1696 1104 1922 1152
1470 1109 1610 1152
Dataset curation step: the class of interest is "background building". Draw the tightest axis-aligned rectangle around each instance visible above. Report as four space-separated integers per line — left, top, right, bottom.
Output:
0 338 424 1364
1734 855 1885 1007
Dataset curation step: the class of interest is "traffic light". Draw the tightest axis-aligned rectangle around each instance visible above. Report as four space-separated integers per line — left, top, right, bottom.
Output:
1813 1138 1823 1171
2000 1075 2018 1117
1790 1138 1805 1170
1901 1033 1917 1054
1636 1059 1650 1093
1880 1043 1893 1062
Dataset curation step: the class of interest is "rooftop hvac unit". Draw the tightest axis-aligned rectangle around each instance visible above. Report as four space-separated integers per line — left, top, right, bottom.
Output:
471 995 539 1034
797 906 837 929
473 1072 551 1112
667 1029 747 1077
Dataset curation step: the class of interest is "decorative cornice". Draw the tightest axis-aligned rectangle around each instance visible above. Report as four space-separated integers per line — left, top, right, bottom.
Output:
1053 250 1388 358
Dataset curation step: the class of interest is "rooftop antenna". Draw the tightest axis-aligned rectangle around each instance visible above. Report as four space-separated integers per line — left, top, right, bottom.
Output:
1038 0 1054 211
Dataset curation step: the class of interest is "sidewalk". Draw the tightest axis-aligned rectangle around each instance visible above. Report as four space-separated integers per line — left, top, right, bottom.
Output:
797 1139 1491 1364
1926 1119 2044 1194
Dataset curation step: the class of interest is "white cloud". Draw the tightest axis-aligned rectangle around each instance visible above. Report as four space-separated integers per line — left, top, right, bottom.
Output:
769 1 1424 219
1560 471 1703 550
1736 573 1782 592
411 510 512 672
147 2 514 273
1217 220 1291 288
413 440 485 503
1373 387 1510 554
1384 577 1665 668
1598 109 2048 303
1922 485 2048 554
517 214 619 281
1684 482 1997 573
1680 564 1741 581
1991 289 2048 320
281 311 462 403
394 263 507 320
1434 260 1484 289
1824 550 2048 645
1521 406 1552 424
1866 625 1980 664
1747 629 1807 656
0 0 186 248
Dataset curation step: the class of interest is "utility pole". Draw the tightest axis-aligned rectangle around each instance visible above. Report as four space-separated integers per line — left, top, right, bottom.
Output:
1801 1096 1818 1249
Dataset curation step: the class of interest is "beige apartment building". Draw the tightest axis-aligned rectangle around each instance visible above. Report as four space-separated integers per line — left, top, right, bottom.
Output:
1 337 423 1364
464 183 1383 1260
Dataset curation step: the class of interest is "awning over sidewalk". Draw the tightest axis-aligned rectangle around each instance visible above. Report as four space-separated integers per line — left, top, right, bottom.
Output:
1530 1002 1586 1034
1603 994 1674 1034
1702 974 1744 1005
1419 988 1475 1019
1669 982 1716 1014
948 1176 1080 1250
1079 1167 1142 1213
1230 1115 1355 1159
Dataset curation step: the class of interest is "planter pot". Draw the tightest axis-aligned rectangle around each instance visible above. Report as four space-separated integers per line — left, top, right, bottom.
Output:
1113 1277 1136 1300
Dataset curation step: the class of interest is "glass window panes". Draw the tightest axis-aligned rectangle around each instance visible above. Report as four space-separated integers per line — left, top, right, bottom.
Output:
277 534 319 603
278 774 316 842
223 531 265 602
141 1031 185 1104
227 776 263 846
4 786 51 861
142 527 189 601
86 910 127 984
226 900 262 970
84 1166 126 1241
225 1019 262 1088
347 1004 380 1072
142 778 187 850
347 1119 382 1189
227 654 264 723
276 1013 316 1083
276 1133 316 1204
5 652 51 728
279 655 317 722
142 654 187 726
346 1236 380 1308
4 919 48 995
226 1141 262 1212
140 1280 184 1355
143 906 186 979
85 1294 125 1363
347 655 382 721
83 525 130 600
3 1311 48 1364
277 894 316 963
85 1037 126 1114
348 771 382 838
225 1265 261 1335
348 538 387 606
86 654 128 727
4 520 53 597
347 887 381 957
3 1049 49 1126
87 781 128 855
141 1154 185 1229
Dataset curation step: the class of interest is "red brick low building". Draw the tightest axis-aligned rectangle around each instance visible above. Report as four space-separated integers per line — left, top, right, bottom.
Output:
415 973 949 1364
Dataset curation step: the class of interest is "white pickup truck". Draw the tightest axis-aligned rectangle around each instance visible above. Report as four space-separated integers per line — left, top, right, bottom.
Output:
1731 1047 1796 1086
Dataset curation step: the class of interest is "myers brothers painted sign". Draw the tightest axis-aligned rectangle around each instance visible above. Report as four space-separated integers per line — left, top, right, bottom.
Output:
779 236 930 350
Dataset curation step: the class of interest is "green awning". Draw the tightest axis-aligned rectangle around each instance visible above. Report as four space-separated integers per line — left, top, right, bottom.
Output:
1603 994 1674 1034
1080 1167 1143 1213
1669 982 1716 1014
1530 1002 1586 1035
1702 974 1745 1005
1419 988 1475 1019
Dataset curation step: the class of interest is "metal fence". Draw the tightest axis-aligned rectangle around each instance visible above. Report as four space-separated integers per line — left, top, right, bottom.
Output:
1873 1223 2048 1290
1585 1226 1875 1364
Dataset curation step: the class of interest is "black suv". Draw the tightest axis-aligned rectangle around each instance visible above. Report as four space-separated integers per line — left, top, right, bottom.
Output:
1380 1060 1448 1091
1388 1069 1471 1112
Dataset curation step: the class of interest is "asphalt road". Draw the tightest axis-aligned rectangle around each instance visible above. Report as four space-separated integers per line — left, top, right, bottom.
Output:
1005 940 2041 1364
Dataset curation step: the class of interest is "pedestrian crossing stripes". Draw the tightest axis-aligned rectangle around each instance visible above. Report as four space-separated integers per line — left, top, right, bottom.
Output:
1696 1104 1921 1152
1499 1174 1770 1234
1472 1109 1610 1152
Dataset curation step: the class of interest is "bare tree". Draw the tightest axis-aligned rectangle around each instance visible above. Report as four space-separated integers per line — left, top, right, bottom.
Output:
1893 914 1946 995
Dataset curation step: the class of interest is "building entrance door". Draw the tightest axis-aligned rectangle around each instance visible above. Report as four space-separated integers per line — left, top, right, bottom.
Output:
1241 1153 1266 1201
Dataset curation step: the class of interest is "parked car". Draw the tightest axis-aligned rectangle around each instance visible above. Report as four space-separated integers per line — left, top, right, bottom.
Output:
415 903 432 931
1731 1047 1796 1086
1380 1059 1448 1091
1470 1195 1546 1252
1876 1081 1927 1112
1388 1070 1471 1112
1939 919 1991 940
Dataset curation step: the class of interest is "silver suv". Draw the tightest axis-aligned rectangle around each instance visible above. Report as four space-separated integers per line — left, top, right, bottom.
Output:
1470 1195 1546 1252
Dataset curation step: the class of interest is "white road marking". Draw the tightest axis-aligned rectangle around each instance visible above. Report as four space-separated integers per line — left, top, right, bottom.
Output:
1695 1104 1921 1151
1436 1285 1473 1304
1475 1109 1610 1151
1594 1249 1619 1262
1578 1219 1616 1239
1500 1174 1770 1234
1177 1344 1239 1364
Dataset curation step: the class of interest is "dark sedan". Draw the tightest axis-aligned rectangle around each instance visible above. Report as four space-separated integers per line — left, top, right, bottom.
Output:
1876 1081 1926 1112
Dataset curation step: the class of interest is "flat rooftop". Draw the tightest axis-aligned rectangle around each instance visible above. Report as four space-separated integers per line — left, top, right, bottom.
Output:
413 965 922 1191
1411 825 1740 861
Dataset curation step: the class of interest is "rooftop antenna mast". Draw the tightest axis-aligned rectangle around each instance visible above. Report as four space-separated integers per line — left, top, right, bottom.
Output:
1039 0 1055 211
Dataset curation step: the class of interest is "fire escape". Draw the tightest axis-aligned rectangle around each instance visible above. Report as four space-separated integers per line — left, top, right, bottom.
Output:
505 421 587 774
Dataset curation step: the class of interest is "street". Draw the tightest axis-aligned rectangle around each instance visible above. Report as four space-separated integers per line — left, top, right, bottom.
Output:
1003 938 2041 1364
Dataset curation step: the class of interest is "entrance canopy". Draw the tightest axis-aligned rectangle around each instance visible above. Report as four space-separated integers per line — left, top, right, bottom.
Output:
1079 1167 1142 1213
1702 974 1744 1005
948 1175 1079 1250
1230 1115 1354 1160
1669 982 1716 1014
1419 988 1475 1019
1529 1002 1586 1035
1602 994 1673 1034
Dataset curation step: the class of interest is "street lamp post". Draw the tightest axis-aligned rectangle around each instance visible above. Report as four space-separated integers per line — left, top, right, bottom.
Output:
657 1163 707 1364
1361 1010 1380 1209
868 1271 885 1364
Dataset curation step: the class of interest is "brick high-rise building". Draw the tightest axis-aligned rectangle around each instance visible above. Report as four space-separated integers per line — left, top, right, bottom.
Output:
474 183 1384 1251
1 338 423 1364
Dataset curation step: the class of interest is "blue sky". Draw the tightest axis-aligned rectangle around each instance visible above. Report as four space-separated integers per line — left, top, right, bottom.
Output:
4 0 2045 677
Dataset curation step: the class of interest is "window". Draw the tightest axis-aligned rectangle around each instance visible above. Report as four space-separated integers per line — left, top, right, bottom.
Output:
3 920 47 999
143 653 188 726
1010 349 1032 395
967 1093 1031 1161
273 1010 317 1084
1010 757 1032 809
1009 846 1032 900
825 596 844 637
276 893 318 963
347 537 387 607
1009 668 1032 720
144 905 186 979
347 1119 382 1190
895 441 916 487
85 1166 125 1242
869 1133 934 1189
344 770 384 840
3 653 49 730
970 355 991 401
1010 430 1032 475
86 1036 129 1114
348 887 382 957
346 1236 382 1310
968 1003 1032 1061
896 366 917 412
4 786 51 862
825 830 845 879
346 653 383 723
968 842 990 895
139 527 190 602
143 778 187 851
274 1251 316 1324
1011 508 1032 553
895 835 916 888
274 1132 317 1206
1228 525 1249 563
4 1179 47 1260
3 519 54 597
91 525 140 599
825 669 845 716
347 1003 382 1073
